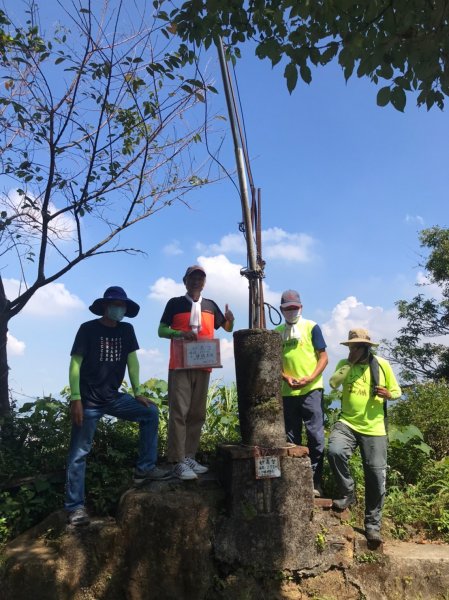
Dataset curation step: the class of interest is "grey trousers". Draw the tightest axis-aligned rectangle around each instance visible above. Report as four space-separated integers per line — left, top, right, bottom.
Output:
167 369 210 463
328 421 388 531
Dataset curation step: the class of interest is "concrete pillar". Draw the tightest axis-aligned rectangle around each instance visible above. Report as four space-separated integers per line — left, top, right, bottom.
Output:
233 328 286 447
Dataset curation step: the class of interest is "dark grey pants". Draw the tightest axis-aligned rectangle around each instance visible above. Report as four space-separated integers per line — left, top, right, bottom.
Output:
282 389 324 487
328 421 388 531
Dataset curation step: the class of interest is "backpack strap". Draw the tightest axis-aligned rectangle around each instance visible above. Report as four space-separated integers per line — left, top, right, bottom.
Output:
369 353 388 432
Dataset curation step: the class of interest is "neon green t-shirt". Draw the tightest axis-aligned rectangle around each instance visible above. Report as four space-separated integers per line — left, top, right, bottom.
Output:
276 318 324 396
330 356 402 436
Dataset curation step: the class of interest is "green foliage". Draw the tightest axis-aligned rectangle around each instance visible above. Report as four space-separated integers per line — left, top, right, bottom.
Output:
169 0 449 110
315 525 328 553
201 380 240 450
382 227 449 382
385 458 449 541
387 424 432 486
389 380 449 460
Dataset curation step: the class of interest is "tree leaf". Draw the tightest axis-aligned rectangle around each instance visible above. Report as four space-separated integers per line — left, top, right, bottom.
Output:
377 86 390 107
300 64 312 84
390 85 406 112
284 61 298 94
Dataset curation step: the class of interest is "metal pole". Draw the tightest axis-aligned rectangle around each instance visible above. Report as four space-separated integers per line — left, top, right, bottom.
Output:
216 36 259 328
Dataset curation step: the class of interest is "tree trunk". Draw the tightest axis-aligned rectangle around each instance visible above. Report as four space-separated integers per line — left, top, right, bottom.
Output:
0 276 11 417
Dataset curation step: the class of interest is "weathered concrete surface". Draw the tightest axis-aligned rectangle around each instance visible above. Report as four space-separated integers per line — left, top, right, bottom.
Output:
215 445 353 572
2 481 449 599
117 481 221 600
2 510 122 600
347 538 449 600
234 329 286 447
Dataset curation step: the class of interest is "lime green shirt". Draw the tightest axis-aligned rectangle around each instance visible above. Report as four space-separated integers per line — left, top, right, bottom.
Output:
330 356 402 436
276 318 324 396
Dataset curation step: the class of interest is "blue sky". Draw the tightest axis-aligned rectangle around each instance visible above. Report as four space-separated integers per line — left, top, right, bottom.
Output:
3 2 448 402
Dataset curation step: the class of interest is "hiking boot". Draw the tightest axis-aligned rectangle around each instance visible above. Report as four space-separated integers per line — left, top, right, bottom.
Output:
184 456 209 474
172 461 198 480
332 493 357 511
365 528 383 548
133 466 172 484
67 507 90 526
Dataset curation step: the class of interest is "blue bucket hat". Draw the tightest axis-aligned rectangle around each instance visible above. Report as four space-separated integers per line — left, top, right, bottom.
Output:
89 286 140 318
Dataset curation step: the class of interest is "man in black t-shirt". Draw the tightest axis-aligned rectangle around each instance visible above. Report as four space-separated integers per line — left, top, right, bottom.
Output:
65 286 169 527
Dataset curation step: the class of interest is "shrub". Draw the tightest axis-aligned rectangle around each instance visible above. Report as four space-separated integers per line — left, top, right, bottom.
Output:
388 424 432 485
385 458 449 541
389 380 449 460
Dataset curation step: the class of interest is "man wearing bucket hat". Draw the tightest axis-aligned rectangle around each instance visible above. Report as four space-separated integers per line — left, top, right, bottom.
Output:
328 328 401 546
275 290 328 497
158 265 234 480
65 286 169 527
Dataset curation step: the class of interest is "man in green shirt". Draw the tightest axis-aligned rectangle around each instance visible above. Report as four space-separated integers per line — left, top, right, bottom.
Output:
275 290 328 496
328 328 401 546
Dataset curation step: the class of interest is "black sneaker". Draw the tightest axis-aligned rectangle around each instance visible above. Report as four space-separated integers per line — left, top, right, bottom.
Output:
332 493 357 510
133 466 172 484
365 528 383 548
67 507 90 526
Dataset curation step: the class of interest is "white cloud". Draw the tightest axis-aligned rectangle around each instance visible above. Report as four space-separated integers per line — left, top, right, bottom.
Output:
148 277 185 302
415 270 442 300
7 332 26 356
196 227 317 263
405 214 424 226
322 296 400 369
163 240 183 256
196 233 245 255
216 336 236 382
136 347 168 380
4 279 85 317
262 227 316 263
2 189 76 241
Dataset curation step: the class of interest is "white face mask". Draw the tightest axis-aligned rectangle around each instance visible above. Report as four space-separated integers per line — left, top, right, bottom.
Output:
283 308 301 324
106 305 126 322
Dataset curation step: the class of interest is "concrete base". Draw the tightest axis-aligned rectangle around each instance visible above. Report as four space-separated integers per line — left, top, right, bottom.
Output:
215 443 349 571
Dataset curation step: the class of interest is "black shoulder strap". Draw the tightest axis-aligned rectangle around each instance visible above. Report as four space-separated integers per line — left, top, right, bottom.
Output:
369 353 380 389
369 354 388 430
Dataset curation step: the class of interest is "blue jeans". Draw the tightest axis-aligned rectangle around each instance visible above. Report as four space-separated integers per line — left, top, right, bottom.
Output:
65 393 158 512
328 421 388 531
282 389 325 487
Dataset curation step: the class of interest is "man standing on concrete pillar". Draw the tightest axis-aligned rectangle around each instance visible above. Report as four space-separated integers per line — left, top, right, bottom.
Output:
158 265 235 480
276 290 328 497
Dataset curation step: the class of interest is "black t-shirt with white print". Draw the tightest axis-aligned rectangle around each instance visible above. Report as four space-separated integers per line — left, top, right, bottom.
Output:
71 319 139 406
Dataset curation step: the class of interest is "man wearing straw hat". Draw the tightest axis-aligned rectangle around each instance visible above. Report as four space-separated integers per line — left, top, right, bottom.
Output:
328 328 401 546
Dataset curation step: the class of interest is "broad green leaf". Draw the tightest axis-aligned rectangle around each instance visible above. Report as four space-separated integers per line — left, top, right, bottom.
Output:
377 86 390 107
390 85 406 112
300 64 312 84
284 61 298 93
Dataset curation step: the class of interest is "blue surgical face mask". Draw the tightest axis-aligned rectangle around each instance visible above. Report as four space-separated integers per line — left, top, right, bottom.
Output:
106 305 126 322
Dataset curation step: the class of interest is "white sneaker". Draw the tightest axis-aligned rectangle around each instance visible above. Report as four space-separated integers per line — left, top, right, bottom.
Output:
184 456 209 474
172 461 197 480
